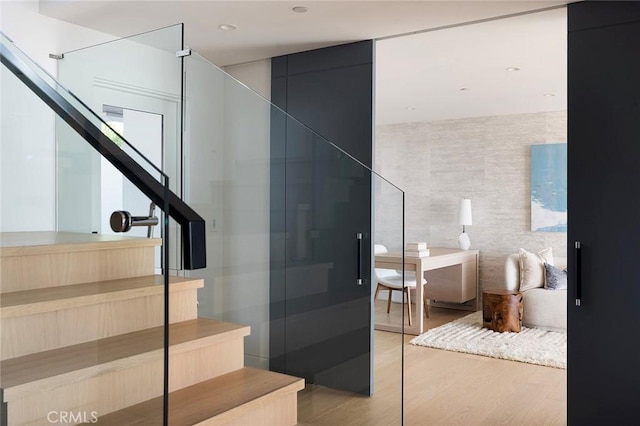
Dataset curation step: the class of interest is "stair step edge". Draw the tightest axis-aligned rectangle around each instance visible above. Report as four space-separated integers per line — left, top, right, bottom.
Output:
0 232 161 257
84 367 305 425
1 275 203 318
1 318 251 401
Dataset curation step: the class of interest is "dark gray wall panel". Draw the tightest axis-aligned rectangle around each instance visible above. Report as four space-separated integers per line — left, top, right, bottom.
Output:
568 2 640 423
270 41 374 396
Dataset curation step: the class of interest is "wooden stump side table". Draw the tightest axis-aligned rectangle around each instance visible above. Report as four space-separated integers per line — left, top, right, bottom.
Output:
482 289 523 333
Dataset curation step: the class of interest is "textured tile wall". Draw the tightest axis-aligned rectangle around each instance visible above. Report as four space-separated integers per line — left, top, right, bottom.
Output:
375 111 567 292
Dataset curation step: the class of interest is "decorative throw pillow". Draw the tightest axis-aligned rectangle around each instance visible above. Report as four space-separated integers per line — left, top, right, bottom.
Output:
518 248 554 291
544 262 568 290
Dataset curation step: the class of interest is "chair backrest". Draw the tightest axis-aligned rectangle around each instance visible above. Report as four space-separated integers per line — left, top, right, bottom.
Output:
374 244 398 282
374 244 387 255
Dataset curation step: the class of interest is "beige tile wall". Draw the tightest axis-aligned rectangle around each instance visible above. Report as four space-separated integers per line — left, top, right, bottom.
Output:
375 111 567 291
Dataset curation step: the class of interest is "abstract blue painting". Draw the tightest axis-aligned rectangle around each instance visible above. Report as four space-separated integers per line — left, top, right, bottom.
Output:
531 143 567 232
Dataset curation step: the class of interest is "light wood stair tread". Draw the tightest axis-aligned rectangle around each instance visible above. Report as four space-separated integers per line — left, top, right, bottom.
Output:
0 275 203 317
84 367 304 425
0 318 250 394
0 231 160 257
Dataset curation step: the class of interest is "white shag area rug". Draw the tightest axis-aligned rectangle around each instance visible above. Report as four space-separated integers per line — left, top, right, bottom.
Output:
410 311 566 369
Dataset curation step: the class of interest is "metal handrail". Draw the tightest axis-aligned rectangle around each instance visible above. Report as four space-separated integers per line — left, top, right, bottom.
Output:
1 36 206 269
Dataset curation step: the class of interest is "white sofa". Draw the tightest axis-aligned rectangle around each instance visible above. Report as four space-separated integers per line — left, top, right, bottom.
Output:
503 254 567 332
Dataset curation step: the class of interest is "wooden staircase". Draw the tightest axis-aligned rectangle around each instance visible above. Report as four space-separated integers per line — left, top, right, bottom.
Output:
0 232 304 425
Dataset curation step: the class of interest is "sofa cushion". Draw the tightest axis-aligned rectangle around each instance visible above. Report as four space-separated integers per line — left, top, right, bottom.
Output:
522 288 567 332
544 262 568 290
519 248 554 291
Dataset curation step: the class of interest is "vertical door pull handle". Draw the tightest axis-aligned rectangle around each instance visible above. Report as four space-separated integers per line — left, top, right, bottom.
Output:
575 241 582 307
356 233 363 285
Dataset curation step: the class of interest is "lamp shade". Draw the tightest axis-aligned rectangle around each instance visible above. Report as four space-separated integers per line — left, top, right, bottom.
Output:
458 198 472 226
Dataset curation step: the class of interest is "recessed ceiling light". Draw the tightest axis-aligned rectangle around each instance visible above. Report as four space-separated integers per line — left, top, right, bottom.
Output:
506 67 520 72
292 6 309 13
460 87 470 91
543 93 556 97
406 107 416 110
218 24 237 31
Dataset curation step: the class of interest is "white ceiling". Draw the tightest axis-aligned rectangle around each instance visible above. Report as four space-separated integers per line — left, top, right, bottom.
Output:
376 7 567 124
39 0 569 124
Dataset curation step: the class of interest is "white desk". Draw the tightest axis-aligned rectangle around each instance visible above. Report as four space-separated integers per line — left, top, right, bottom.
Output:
374 248 479 335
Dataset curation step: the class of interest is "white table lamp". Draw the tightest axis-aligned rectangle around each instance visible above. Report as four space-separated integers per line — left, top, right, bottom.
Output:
458 198 472 250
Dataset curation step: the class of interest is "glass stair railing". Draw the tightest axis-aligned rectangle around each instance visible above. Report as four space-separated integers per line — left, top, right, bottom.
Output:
0 30 206 270
1 23 407 425
1 30 174 426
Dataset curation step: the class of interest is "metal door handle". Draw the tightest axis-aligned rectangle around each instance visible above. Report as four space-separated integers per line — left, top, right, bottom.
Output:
356 233 363 285
575 241 582 307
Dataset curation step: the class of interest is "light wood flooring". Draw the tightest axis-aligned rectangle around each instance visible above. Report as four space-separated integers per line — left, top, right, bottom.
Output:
297 302 567 425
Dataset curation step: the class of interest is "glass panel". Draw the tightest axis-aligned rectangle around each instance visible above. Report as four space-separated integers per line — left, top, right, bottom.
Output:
372 178 405 421
184 52 405 424
0 32 170 424
374 178 409 326
38 23 405 423
57 24 183 272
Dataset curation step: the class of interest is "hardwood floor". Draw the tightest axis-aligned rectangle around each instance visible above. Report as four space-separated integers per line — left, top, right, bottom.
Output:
297 303 567 425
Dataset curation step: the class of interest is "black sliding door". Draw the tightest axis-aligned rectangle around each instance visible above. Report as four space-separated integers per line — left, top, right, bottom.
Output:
568 2 640 422
270 41 374 395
